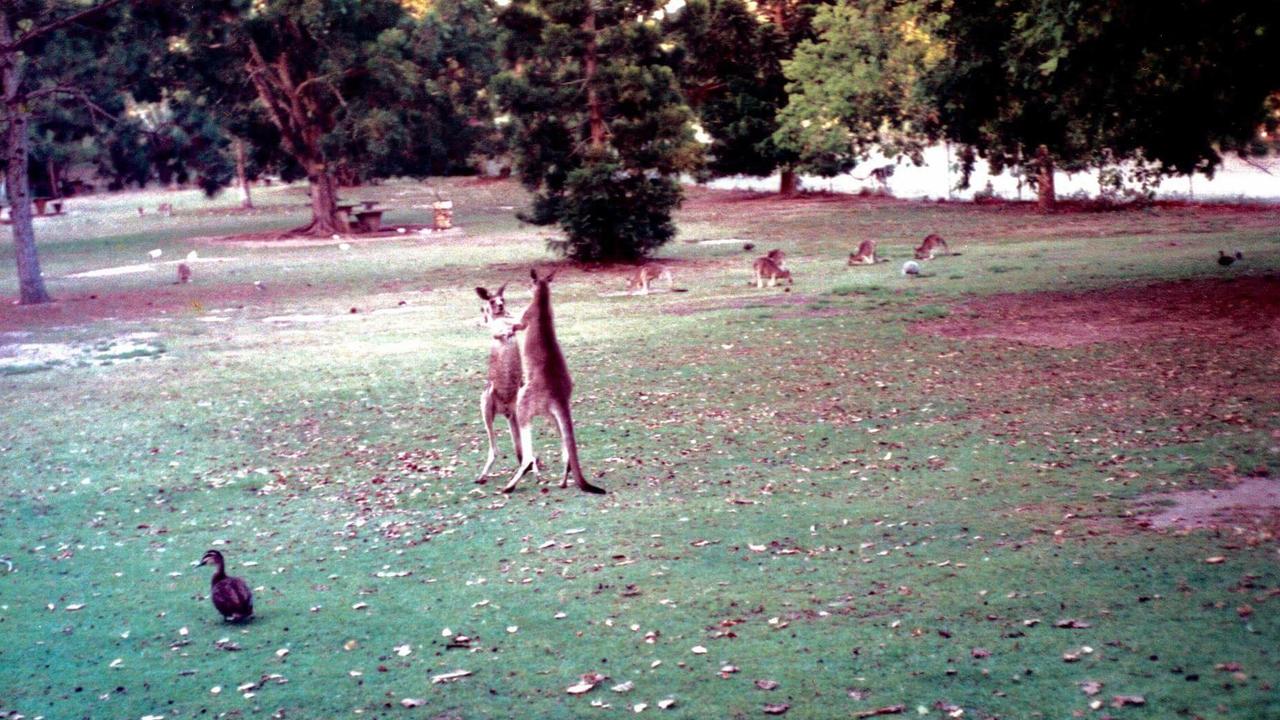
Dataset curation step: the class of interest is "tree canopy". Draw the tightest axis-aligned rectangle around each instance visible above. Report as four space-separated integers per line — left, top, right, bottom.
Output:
494 0 700 261
773 0 945 177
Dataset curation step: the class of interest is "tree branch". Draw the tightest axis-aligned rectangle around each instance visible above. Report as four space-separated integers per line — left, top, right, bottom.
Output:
0 0 128 54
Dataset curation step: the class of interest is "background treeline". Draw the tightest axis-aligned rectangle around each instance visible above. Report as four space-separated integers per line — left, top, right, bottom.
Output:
4 0 1278 302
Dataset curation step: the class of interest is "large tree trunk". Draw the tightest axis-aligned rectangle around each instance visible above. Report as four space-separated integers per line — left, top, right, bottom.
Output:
244 36 342 236
1035 144 1056 213
5 106 51 304
1 10 51 304
779 166 799 196
306 160 343 235
235 138 253 209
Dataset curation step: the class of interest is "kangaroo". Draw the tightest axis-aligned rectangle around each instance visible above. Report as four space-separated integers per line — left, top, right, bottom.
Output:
847 239 877 265
626 264 675 295
503 269 605 494
766 248 787 268
914 233 949 260
176 262 192 284
474 284 530 483
752 255 793 288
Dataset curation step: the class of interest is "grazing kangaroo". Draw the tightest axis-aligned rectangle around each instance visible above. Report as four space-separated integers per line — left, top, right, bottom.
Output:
503 269 605 494
475 284 530 483
626 264 675 294
914 233 949 260
848 239 877 265
752 255 793 288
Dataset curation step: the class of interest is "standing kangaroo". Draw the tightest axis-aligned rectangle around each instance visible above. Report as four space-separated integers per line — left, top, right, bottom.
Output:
503 269 605 494
475 284 530 483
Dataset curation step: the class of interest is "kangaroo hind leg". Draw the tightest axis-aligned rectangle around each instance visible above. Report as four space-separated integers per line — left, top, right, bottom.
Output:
476 387 498 483
549 402 605 494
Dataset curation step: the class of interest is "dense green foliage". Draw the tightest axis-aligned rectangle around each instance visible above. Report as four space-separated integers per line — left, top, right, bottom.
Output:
494 0 699 260
929 0 1280 192
773 0 945 176
665 0 794 180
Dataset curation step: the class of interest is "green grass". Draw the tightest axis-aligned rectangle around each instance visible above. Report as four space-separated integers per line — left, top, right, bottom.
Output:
1 181 1278 720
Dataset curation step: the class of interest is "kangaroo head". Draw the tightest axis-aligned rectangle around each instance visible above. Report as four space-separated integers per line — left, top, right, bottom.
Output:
475 283 508 322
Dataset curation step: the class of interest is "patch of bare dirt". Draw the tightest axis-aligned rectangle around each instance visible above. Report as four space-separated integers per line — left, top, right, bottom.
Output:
920 275 1280 348
1133 477 1280 539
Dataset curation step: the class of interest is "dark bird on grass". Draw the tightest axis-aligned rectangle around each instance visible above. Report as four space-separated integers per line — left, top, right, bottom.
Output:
742 242 755 252
199 550 254 622
1217 250 1243 267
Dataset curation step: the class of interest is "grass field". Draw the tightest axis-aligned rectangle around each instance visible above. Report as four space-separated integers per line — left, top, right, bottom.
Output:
1 179 1278 720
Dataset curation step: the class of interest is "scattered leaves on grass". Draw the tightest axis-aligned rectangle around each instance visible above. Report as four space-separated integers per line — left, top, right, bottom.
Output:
763 702 790 714
1079 680 1103 696
1055 618 1091 629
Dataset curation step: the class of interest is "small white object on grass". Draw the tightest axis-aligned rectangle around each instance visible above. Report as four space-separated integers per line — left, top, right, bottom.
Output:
148 249 163 259
186 250 199 262
331 233 342 240
396 227 406 234
901 260 920 276
339 243 351 251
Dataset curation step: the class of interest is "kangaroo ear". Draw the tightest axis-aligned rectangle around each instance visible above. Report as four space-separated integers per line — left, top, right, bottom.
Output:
529 268 538 282
475 287 490 300
496 282 507 296
544 269 558 283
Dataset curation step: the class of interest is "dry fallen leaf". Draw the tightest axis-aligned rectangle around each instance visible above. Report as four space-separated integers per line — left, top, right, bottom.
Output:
1205 556 1226 564
755 679 780 691
763 702 790 715
1110 695 1145 708
658 698 676 709
612 681 635 693
1055 618 1091 629
691 645 708 654
853 705 906 718
1079 680 1103 696
431 669 472 684
401 698 426 708
567 672 607 695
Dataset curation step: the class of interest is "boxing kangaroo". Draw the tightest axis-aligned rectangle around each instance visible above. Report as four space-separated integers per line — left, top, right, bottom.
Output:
503 269 605 494
475 284 530 483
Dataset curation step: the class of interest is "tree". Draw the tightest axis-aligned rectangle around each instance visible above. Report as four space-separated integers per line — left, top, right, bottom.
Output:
930 0 1280 211
665 0 794 189
773 0 945 178
1 0 133 304
494 0 700 261
159 0 497 236
666 0 828 194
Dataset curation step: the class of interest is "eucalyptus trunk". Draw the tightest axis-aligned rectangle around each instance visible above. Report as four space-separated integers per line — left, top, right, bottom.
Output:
235 138 253 209
1 7 50 304
1035 144 1056 213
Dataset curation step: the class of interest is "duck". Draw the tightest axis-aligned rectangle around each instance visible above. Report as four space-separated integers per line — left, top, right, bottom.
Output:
199 550 254 622
1217 250 1243 267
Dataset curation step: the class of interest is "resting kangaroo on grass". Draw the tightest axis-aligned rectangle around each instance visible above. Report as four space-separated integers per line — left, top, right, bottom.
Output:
474 283 530 483
502 269 605 495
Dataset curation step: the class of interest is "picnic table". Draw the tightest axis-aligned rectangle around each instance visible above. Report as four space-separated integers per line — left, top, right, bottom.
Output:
354 208 384 232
